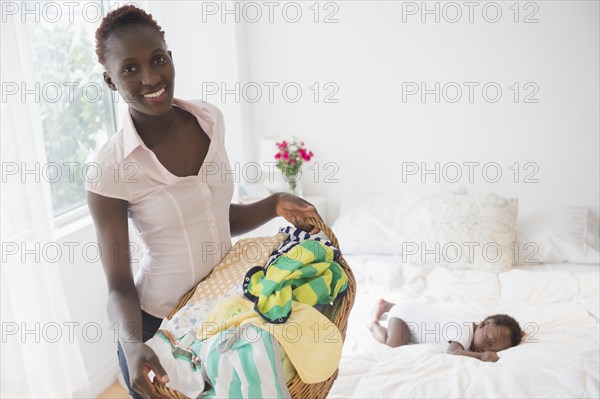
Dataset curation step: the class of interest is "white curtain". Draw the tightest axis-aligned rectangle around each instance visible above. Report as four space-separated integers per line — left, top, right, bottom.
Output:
0 16 91 398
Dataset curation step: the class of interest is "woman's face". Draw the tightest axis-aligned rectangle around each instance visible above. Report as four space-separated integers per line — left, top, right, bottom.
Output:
102 24 175 117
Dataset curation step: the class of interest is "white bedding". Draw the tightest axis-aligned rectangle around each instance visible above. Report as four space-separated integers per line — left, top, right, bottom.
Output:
329 256 600 398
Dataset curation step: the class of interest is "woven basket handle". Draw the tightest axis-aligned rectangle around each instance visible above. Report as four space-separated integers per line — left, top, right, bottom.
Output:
302 216 340 251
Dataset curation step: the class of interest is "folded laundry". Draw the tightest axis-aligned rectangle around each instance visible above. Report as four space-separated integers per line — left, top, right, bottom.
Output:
199 324 291 399
144 285 240 398
198 296 343 384
164 290 236 336
146 323 291 399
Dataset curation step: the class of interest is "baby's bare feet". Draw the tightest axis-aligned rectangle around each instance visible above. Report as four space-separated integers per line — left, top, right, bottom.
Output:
371 298 394 323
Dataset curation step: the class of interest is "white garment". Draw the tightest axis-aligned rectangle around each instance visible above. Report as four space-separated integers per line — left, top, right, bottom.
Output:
387 302 475 350
85 99 235 318
145 328 205 399
145 285 242 399
160 284 242 336
198 324 291 399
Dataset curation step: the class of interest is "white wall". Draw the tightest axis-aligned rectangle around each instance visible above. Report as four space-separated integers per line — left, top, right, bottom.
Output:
238 1 599 221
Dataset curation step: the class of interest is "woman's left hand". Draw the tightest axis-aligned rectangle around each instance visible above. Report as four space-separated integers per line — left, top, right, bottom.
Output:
275 193 323 234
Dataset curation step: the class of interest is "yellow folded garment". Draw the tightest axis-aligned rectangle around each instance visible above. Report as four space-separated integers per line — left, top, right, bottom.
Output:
198 296 342 384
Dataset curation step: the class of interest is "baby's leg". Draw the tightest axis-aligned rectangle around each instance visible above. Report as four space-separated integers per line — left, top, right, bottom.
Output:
385 317 411 347
371 317 411 348
371 298 395 322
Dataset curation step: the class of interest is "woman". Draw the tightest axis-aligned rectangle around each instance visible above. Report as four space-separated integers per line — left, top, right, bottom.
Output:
86 5 322 399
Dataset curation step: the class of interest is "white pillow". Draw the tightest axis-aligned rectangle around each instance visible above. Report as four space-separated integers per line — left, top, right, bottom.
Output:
332 186 467 255
514 207 600 265
404 193 519 272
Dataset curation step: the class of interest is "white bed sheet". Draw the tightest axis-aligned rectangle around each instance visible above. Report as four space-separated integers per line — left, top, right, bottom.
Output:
329 256 600 398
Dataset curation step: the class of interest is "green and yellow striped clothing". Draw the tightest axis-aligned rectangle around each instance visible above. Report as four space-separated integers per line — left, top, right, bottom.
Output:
243 239 348 324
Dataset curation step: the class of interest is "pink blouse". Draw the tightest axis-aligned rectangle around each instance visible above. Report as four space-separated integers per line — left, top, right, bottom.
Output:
85 98 234 318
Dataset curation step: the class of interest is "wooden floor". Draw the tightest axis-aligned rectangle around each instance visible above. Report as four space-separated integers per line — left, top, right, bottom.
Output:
97 380 129 399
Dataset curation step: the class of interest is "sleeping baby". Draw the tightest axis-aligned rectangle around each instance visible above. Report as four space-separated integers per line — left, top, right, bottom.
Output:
370 299 524 362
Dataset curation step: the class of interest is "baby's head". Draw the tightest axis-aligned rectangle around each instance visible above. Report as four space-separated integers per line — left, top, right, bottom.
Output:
471 314 523 353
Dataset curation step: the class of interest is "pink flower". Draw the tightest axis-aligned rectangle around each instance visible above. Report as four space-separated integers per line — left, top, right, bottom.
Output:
275 139 313 163
298 149 309 161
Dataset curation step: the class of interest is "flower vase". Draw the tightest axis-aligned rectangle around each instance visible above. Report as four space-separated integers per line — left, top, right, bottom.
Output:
285 172 303 197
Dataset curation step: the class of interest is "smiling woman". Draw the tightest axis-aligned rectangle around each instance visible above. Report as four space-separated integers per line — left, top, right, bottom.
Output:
85 4 324 399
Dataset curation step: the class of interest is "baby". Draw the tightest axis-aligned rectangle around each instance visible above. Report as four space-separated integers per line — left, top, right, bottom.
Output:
370 299 524 362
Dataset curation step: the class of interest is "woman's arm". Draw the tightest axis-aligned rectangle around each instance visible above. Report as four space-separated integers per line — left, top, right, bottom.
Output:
229 193 280 236
229 192 324 236
87 191 170 399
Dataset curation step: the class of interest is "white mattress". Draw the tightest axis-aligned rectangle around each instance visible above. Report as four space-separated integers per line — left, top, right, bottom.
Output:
329 255 600 398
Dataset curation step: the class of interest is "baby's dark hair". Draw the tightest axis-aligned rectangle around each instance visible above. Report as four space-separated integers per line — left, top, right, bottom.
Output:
95 4 166 65
484 314 523 347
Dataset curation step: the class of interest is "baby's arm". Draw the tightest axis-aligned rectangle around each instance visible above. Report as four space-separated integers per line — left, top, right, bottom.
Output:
447 342 499 362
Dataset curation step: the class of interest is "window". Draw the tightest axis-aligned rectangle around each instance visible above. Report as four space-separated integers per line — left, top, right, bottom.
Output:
25 2 116 217
1 1 117 240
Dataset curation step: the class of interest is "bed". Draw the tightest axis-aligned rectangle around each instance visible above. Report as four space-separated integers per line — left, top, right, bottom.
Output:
150 190 598 398
326 191 600 398
328 257 599 398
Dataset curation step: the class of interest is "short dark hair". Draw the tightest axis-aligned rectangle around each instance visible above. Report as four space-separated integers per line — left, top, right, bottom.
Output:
484 314 523 347
95 4 166 65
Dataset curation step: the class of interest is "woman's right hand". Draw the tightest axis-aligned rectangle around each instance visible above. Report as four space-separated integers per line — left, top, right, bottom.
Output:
124 342 170 399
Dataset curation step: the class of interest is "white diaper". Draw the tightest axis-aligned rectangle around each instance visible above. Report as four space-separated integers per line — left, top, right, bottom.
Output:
387 302 474 350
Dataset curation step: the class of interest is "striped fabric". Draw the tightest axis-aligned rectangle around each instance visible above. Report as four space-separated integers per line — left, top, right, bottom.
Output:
148 324 290 398
243 239 348 324
199 324 291 399
198 296 343 384
265 226 341 268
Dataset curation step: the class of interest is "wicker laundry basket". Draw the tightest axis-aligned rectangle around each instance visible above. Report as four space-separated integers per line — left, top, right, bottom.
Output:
153 216 356 399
